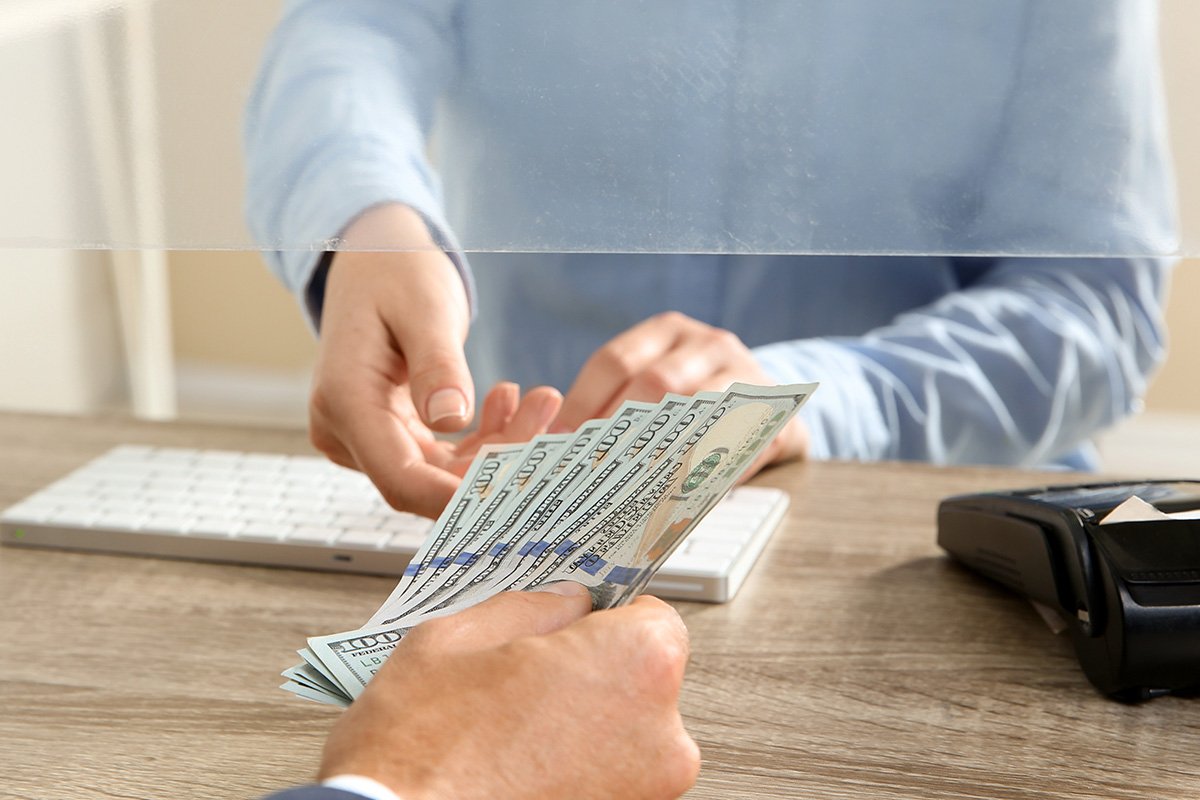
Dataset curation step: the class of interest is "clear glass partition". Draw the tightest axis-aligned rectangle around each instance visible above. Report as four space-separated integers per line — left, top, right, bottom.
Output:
0 0 1194 257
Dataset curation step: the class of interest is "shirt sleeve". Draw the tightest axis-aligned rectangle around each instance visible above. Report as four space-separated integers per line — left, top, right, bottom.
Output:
259 785 382 800
756 0 1176 468
260 775 403 800
243 0 471 327
754 257 1171 467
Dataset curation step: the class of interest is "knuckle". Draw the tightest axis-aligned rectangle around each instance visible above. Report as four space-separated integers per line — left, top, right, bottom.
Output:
379 484 416 513
655 310 689 328
594 347 636 382
407 349 465 386
307 423 348 467
632 618 689 689
309 386 337 420
657 734 702 796
709 327 744 352
634 368 676 399
408 616 457 648
308 425 335 457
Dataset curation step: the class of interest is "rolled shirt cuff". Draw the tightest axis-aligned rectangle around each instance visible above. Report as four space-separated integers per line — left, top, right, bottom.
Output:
321 774 404 800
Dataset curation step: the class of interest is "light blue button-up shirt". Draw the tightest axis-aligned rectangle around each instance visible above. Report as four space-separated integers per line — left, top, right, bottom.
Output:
244 0 1176 469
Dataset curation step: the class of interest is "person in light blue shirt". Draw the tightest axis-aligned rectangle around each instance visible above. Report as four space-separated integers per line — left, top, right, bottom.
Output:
245 0 1176 518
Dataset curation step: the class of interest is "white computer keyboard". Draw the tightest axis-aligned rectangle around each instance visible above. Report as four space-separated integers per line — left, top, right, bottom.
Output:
0 445 788 603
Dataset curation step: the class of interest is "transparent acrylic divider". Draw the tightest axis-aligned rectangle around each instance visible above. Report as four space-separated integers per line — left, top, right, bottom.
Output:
0 0 1195 257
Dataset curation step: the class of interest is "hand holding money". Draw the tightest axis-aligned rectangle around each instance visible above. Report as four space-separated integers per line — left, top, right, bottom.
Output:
283 382 816 705
318 587 699 800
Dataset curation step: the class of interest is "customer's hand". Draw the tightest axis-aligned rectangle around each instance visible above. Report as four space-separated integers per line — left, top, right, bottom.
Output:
311 204 561 518
552 311 808 472
318 585 700 800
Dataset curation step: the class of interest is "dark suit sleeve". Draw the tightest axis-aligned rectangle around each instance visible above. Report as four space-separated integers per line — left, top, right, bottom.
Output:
262 786 369 800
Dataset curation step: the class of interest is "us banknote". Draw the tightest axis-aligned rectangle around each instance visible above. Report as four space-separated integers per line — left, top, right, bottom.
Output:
280 382 816 704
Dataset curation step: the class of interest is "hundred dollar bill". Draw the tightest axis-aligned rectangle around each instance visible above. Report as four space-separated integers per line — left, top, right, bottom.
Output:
377 443 528 612
401 396 697 617
284 662 342 695
306 623 421 699
368 402 660 625
370 433 571 622
437 393 719 610
303 400 695 695
281 664 347 703
382 415 618 620
534 382 815 607
279 678 350 708
287 383 817 705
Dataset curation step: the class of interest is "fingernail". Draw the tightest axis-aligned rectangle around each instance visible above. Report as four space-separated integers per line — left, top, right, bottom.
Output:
530 580 589 598
427 388 468 424
549 422 570 434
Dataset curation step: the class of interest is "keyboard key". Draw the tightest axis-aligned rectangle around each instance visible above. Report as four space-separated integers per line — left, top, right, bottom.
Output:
238 507 284 524
327 499 373 515
190 504 242 519
690 523 752 545
141 515 194 534
282 510 335 526
191 518 241 537
660 553 730 578
149 447 199 463
107 444 155 460
286 527 341 546
146 477 193 492
194 450 243 465
236 480 286 497
337 529 392 549
237 523 292 542
2 503 55 524
334 513 384 530
239 454 289 473
680 539 743 558
91 513 147 532
384 530 425 552
47 509 98 527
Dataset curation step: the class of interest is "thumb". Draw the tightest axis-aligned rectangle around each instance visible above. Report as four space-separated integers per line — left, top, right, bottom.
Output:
424 583 593 653
402 327 476 434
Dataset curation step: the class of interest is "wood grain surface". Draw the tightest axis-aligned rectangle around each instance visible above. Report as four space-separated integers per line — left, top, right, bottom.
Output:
1 413 1197 799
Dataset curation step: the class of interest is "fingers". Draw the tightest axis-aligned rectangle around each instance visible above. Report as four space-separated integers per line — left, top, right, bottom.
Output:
392 300 475 434
594 335 744 419
624 595 691 664
501 386 564 441
407 583 593 654
313 244 476 515
334 206 476 434
554 312 758 432
574 595 690 668
449 385 564 474
474 383 560 440
311 392 460 519
553 313 689 432
562 595 692 721
403 334 476 434
477 382 521 437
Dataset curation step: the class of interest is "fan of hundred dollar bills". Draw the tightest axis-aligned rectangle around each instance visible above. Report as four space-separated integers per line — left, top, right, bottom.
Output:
282 382 817 707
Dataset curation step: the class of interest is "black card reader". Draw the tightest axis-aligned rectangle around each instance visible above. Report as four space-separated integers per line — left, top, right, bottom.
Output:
938 480 1200 701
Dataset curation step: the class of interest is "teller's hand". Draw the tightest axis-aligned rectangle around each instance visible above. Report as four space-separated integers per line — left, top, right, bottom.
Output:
310 204 561 518
552 311 808 473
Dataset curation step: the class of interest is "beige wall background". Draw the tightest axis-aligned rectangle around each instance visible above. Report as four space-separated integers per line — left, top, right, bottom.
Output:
164 1 1200 425
1147 0 1200 414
